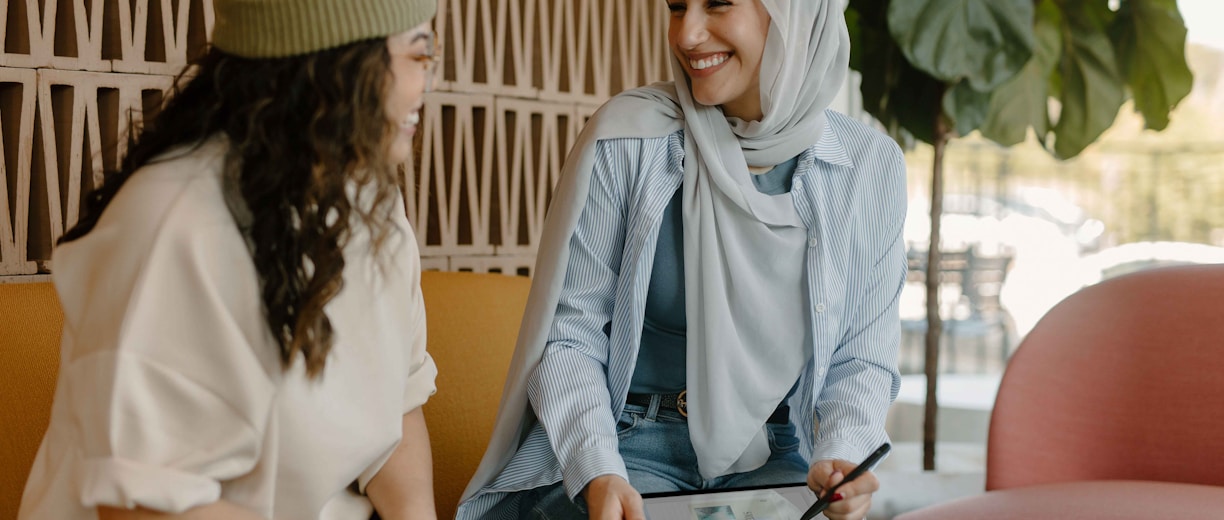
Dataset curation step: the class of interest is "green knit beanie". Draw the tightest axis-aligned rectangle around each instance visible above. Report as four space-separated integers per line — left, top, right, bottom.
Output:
212 0 437 58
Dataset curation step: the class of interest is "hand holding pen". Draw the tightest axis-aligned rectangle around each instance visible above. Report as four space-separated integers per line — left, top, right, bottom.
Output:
801 443 891 520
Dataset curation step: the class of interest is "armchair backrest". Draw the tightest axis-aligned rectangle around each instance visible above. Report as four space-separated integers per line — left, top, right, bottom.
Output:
986 264 1224 490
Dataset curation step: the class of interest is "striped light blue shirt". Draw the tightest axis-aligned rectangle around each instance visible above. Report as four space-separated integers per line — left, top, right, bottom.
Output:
457 110 907 519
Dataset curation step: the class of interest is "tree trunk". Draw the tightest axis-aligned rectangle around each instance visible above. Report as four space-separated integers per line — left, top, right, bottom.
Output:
923 117 951 471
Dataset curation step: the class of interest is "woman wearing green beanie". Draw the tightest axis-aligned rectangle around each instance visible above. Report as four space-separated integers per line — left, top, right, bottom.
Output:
18 1 442 519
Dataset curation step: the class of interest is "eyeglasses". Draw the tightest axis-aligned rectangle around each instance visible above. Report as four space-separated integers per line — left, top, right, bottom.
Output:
409 33 443 92
411 52 445 74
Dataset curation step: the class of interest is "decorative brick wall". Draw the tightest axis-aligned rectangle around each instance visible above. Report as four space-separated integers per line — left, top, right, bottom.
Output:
1 0 213 280
411 0 671 274
1 1 863 281
0 0 672 281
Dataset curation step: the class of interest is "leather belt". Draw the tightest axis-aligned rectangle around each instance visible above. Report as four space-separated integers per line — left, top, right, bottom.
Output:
625 390 791 425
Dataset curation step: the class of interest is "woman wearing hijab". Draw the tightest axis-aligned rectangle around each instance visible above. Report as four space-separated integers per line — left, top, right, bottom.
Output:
18 1 441 518
459 1 905 519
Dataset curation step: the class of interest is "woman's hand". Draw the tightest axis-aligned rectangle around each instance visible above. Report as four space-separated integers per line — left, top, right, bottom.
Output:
582 475 645 520
807 460 879 520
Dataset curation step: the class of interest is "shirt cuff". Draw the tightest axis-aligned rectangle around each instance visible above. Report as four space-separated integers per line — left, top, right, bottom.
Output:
79 457 221 513
811 438 873 465
402 353 438 415
560 446 629 500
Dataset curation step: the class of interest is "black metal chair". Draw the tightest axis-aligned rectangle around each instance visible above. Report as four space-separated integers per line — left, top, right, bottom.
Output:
901 245 1015 373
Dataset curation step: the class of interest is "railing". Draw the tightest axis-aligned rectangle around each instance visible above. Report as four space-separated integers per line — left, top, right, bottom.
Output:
899 245 1016 375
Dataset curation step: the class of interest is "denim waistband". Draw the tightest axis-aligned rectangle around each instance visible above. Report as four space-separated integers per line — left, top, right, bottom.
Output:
625 392 790 425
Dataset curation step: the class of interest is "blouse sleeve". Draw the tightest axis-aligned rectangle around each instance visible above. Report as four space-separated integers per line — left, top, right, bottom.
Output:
812 138 907 463
401 271 438 414
356 204 437 493
54 186 279 514
528 137 633 498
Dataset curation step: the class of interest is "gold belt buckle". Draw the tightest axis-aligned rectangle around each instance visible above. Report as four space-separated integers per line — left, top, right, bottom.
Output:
677 390 688 418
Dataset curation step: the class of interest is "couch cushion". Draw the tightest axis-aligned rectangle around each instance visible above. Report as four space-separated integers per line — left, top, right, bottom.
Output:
419 271 530 519
0 282 63 520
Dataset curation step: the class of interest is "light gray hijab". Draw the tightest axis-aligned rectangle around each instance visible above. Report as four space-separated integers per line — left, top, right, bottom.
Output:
673 0 850 478
462 0 851 499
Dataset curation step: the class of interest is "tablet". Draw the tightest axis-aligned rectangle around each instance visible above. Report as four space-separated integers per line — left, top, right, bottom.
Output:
641 483 818 520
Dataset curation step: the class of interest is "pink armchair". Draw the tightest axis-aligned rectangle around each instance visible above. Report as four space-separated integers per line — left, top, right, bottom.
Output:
897 264 1224 519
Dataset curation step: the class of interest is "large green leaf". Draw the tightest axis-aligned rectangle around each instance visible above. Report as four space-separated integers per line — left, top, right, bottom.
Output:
849 0 943 146
845 6 865 72
942 80 991 138
887 0 1035 91
848 0 894 127
979 0 1062 147
888 65 946 145
1051 7 1126 160
1110 0 1193 130
1064 0 1118 29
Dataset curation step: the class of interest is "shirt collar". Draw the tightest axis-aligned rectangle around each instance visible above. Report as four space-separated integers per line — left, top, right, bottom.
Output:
811 119 855 169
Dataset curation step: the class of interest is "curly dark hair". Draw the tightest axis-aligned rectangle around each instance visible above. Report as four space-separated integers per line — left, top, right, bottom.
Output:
60 39 404 378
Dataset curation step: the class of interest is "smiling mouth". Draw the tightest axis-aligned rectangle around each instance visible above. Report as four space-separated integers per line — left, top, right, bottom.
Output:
688 52 730 71
399 111 420 131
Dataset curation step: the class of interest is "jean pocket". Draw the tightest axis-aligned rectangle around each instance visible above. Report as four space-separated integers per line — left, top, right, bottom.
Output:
766 422 801 453
615 411 640 438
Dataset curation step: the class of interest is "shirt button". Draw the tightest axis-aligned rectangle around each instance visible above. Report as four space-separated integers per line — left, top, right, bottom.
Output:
817 366 827 377
807 237 818 247
815 303 827 313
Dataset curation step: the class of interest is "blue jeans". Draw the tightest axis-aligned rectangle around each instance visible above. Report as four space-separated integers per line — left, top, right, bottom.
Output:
520 397 809 519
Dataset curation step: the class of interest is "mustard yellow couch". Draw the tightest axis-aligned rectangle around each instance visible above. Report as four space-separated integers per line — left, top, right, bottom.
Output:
0 282 63 520
419 272 529 519
0 271 529 520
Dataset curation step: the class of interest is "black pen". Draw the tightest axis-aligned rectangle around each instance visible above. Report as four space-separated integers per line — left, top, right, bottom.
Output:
798 443 891 520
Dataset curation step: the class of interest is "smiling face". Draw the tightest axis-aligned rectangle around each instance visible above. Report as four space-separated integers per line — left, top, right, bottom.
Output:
668 0 772 121
384 23 436 165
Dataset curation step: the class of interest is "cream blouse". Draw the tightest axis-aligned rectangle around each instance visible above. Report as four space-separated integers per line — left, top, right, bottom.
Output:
19 137 437 520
